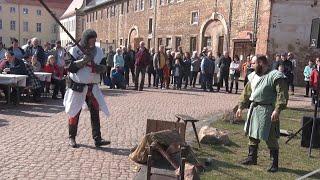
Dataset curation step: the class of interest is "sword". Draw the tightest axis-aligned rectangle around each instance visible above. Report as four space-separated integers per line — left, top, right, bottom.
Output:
38 0 84 52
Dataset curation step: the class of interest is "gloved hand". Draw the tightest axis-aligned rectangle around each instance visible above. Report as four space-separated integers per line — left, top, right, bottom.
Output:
94 64 107 74
74 54 93 69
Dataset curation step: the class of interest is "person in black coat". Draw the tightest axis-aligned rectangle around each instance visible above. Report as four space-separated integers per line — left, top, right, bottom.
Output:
25 38 46 68
217 51 232 92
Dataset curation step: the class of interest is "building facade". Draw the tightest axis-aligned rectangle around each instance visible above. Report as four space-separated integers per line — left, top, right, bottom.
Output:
79 0 320 84
59 0 85 47
0 0 71 47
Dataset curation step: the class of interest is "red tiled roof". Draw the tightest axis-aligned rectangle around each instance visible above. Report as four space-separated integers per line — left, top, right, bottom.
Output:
4 0 73 10
60 0 84 19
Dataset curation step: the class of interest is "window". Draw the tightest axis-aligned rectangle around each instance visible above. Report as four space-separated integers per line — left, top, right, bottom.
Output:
148 18 153 34
158 38 163 48
121 3 124 14
23 22 28 32
101 10 103 19
125 39 128 47
120 38 123 46
36 23 42 32
127 1 130 13
168 0 174 4
191 11 199 25
0 19 2 30
52 24 58 33
140 0 144 10
36 9 41 16
166 38 172 48
175 37 181 51
10 21 16 30
111 6 116 17
95 11 98 20
204 37 212 48
0 37 2 43
87 14 89 22
149 0 154 8
135 0 138 11
93 12 95 21
10 7 16 13
147 38 151 49
190 37 197 52
160 0 165 5
106 8 109 18
23 8 28 14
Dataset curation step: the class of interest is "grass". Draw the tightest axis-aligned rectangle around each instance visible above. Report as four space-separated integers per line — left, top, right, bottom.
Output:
194 107 320 180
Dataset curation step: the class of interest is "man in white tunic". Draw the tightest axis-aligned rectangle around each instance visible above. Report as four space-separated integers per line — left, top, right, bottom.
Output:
64 29 110 148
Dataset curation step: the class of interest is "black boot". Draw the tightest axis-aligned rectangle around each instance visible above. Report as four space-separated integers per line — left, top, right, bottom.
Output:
230 82 233 94
267 149 279 173
69 137 78 148
94 138 111 147
235 82 239 94
240 145 258 165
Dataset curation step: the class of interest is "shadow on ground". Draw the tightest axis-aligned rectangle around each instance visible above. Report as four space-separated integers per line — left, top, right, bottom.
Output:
79 144 131 156
0 119 9 127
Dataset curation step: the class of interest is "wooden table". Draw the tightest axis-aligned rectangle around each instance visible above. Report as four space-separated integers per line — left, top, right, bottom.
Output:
0 74 28 104
175 114 201 148
34 72 52 82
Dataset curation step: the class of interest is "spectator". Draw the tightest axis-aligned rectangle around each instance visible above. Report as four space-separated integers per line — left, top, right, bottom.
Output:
113 48 124 70
0 42 6 60
0 51 28 104
272 54 281 70
201 51 215 92
53 41 66 69
22 39 31 51
169 50 175 84
173 57 182 90
43 42 53 62
123 47 132 86
214 52 221 86
304 60 314 97
217 51 232 93
199 47 208 85
190 51 201 88
31 55 41 72
147 48 156 87
153 45 168 89
105 46 115 81
22 55 43 102
229 55 241 94
310 58 320 105
25 37 46 68
134 41 149 91
281 53 294 95
288 52 297 94
44 55 66 99
8 38 25 60
127 44 136 84
181 52 191 89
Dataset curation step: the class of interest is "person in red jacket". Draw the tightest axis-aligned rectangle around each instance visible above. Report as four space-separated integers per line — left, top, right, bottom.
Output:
134 41 150 91
310 57 320 105
44 55 66 99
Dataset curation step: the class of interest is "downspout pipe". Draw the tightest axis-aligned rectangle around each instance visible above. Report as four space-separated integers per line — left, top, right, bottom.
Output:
253 0 260 46
153 0 157 49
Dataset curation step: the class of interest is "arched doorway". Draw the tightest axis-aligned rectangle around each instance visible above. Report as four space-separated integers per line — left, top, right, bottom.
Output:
128 26 142 50
200 12 229 57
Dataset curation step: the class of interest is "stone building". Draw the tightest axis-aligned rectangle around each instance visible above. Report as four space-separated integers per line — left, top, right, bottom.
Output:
79 0 320 84
0 0 72 47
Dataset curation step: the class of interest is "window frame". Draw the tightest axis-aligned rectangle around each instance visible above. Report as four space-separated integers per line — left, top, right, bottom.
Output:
191 10 199 25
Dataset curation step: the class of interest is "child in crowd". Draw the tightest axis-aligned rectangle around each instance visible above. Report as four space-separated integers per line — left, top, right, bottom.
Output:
303 60 314 97
44 55 66 99
173 59 182 90
31 55 42 72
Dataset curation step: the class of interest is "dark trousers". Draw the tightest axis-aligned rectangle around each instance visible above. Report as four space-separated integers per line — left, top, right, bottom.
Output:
190 71 198 87
217 73 229 92
52 79 66 98
290 75 295 93
181 71 190 88
148 70 156 87
155 69 164 88
174 76 182 89
68 87 101 140
202 73 213 91
230 74 239 93
135 66 146 90
305 81 310 96
124 66 135 85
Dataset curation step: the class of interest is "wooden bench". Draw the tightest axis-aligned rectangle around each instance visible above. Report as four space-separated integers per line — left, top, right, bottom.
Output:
175 114 201 148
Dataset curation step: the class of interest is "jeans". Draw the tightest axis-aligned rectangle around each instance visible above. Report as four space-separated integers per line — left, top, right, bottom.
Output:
135 66 146 90
202 73 213 91
148 70 156 87
124 66 135 85
181 71 190 88
190 71 198 87
155 69 164 88
174 76 182 89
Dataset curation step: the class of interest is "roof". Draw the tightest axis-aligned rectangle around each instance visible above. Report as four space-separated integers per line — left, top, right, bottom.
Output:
82 0 119 12
4 0 73 10
60 0 85 19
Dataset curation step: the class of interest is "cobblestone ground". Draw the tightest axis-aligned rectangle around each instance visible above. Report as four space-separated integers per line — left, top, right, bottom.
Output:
0 86 310 179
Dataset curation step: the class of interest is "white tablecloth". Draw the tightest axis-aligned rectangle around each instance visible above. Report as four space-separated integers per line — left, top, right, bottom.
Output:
34 72 52 82
0 74 28 87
